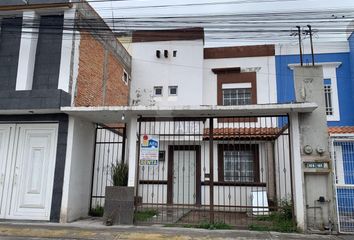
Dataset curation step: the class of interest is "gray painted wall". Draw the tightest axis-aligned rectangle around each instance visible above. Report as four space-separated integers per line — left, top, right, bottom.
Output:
0 0 70 6
32 15 64 90
0 18 22 91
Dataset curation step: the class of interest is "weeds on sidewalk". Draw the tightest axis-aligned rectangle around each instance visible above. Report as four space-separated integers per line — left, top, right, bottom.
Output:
134 209 158 221
248 200 297 233
165 221 232 230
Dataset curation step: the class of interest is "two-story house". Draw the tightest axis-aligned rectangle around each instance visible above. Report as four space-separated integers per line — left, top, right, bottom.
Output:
0 0 131 223
124 28 311 228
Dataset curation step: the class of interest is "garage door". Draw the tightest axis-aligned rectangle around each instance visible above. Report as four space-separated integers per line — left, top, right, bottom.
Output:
0 124 58 221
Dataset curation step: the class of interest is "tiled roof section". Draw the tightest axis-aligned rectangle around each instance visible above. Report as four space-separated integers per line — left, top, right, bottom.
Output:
203 127 284 140
328 126 354 134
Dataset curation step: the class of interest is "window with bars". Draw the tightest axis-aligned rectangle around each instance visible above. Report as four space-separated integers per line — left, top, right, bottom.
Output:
223 150 254 182
222 88 252 106
324 84 333 116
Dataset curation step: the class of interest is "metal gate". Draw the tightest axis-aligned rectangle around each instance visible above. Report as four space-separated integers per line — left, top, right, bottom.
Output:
331 137 354 233
135 116 294 229
89 125 126 215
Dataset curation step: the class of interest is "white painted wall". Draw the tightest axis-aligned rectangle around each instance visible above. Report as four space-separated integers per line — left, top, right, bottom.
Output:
58 8 77 93
130 40 204 106
15 11 39 91
276 41 349 56
60 116 96 223
203 56 277 105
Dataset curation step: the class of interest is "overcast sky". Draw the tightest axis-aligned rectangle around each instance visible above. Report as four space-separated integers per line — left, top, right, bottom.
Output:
89 0 354 46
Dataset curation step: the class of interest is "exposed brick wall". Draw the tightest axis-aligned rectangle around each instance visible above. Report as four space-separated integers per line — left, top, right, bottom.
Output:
106 53 129 106
75 32 130 107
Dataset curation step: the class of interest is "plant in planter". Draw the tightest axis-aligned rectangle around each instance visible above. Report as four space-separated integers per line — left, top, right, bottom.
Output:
103 161 134 225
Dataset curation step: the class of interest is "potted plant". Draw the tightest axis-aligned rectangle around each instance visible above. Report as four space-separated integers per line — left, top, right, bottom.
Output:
103 161 134 225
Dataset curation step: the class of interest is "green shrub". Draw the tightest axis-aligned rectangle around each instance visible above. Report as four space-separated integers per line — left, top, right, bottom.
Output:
89 205 104 217
111 161 128 186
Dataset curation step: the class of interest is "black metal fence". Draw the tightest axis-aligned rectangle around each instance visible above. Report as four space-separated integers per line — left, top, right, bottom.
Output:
135 116 294 228
90 125 126 213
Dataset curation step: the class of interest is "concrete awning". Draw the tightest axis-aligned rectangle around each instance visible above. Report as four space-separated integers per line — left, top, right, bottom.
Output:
61 103 317 124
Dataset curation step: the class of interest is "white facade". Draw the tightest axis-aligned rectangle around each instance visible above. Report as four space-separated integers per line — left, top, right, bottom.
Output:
203 56 277 105
131 40 204 106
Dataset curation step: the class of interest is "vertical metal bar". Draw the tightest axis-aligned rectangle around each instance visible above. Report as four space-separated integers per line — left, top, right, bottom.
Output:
307 25 315 66
296 26 303 66
287 114 296 225
89 124 99 211
209 117 214 224
135 118 142 203
121 124 127 163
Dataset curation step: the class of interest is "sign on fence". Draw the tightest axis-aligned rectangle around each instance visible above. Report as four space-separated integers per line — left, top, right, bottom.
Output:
139 134 159 166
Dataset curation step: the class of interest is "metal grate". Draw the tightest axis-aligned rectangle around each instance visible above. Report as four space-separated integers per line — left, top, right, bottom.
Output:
324 85 333 116
89 125 126 212
331 138 354 233
135 116 294 228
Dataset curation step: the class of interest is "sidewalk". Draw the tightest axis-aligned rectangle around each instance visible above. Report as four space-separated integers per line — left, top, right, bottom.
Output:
0 220 350 240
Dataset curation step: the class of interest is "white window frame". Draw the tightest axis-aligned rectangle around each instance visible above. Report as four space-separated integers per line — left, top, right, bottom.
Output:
222 82 252 106
289 62 341 121
168 86 178 96
153 86 163 96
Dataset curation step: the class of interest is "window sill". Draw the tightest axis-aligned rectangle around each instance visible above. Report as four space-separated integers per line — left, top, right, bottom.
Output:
201 181 266 187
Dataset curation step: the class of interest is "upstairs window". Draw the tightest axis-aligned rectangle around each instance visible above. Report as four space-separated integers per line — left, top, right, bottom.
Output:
169 86 178 96
154 86 163 96
324 79 333 116
122 70 129 85
222 83 252 106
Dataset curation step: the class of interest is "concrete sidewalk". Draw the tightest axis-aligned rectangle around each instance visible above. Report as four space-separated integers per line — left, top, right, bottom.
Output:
0 221 351 240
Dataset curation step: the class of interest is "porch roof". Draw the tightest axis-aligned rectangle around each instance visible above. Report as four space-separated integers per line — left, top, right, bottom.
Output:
203 127 285 141
61 102 317 124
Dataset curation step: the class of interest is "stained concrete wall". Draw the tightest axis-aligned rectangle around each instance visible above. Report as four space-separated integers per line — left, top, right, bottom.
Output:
293 66 335 231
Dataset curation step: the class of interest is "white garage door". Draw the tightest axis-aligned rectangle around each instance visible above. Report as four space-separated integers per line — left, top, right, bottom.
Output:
0 124 58 221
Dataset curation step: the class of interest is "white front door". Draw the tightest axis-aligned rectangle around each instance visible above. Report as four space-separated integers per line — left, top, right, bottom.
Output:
173 151 196 205
0 124 58 221
0 125 15 218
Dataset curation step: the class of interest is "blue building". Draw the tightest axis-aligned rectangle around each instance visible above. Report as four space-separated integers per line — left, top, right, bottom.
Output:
275 36 354 233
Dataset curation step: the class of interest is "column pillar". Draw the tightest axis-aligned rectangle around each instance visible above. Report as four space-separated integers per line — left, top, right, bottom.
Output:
289 112 306 230
127 116 138 187
16 11 39 90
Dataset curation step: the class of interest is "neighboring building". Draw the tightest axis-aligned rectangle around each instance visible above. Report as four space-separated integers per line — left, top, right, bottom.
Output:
275 39 354 233
0 0 131 223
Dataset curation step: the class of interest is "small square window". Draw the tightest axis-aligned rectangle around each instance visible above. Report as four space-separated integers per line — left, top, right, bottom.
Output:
154 86 163 96
122 70 129 84
169 86 178 96
173 50 177 57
